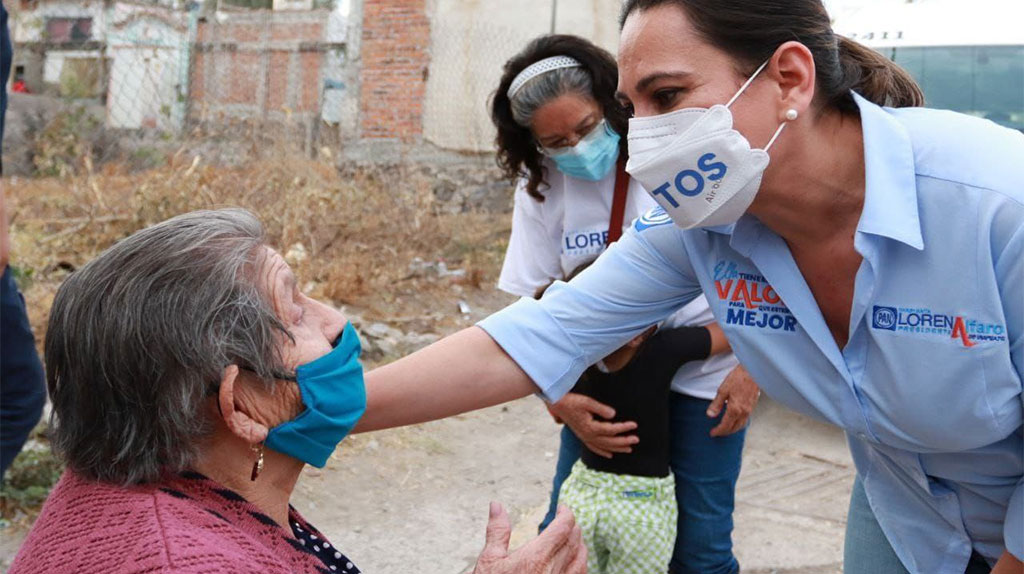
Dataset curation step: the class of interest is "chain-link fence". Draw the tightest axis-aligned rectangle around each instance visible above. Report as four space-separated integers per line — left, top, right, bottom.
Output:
4 0 348 177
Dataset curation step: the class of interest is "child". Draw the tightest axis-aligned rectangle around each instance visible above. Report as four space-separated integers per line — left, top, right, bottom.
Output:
555 316 718 574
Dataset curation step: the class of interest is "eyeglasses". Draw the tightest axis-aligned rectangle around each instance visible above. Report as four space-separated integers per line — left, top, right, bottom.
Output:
537 119 607 155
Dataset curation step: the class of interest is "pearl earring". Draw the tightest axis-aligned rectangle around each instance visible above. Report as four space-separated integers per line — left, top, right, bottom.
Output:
785 108 799 121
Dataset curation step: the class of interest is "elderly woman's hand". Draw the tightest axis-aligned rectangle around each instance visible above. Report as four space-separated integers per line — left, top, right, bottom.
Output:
472 502 587 574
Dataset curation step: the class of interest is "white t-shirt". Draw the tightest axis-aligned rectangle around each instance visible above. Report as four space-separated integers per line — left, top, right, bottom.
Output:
497 159 738 399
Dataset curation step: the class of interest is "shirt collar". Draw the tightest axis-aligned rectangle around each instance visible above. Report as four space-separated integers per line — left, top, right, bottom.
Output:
705 92 924 252
704 217 761 258
853 91 924 251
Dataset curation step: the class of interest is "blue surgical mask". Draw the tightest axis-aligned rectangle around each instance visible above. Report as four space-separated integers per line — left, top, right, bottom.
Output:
541 120 621 181
265 322 366 468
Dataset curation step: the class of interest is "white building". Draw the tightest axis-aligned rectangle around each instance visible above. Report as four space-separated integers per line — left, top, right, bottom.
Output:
105 5 190 130
11 1 193 131
11 1 108 98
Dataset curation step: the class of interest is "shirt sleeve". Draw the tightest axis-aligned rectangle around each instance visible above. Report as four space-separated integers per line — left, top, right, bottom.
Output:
479 218 703 402
497 180 563 298
997 219 1024 560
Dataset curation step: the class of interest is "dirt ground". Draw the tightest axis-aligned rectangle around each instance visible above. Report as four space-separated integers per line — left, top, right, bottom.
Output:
288 393 852 574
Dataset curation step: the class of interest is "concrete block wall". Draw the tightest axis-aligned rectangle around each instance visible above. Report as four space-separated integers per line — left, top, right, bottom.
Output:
421 0 621 153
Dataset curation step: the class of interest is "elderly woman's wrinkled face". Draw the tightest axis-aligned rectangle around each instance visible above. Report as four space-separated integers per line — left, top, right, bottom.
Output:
210 247 351 443
260 247 347 370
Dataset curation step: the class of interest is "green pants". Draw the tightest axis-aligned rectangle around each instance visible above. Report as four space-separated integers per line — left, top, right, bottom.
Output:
558 460 677 574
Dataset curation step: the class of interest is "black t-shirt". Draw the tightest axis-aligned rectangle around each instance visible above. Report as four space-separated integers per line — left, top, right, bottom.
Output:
574 326 712 478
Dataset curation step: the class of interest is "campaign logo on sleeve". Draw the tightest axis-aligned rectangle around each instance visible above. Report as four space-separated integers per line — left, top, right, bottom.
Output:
634 206 673 231
870 305 1007 348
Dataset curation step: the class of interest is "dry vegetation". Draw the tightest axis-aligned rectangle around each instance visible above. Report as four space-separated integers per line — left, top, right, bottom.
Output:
6 151 514 361
0 146 516 542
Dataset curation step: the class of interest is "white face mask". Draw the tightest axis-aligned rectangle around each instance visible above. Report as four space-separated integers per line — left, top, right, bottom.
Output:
625 60 790 229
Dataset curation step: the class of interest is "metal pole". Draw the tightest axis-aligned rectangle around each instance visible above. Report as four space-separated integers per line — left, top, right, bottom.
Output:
550 0 557 33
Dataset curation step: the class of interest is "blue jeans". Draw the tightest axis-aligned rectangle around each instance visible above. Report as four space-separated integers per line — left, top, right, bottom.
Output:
540 393 746 574
1 267 47 477
844 476 992 574
540 425 583 531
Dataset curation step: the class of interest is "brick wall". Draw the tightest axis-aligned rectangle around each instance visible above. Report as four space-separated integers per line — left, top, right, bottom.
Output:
191 11 330 122
359 0 431 141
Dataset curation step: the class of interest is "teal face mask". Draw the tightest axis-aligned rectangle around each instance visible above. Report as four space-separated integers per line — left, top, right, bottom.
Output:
541 120 621 181
265 322 366 468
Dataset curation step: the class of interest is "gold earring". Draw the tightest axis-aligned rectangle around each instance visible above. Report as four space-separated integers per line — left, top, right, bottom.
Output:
250 443 265 481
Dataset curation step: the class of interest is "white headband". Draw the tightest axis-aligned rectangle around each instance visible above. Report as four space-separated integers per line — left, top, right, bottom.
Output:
507 55 583 99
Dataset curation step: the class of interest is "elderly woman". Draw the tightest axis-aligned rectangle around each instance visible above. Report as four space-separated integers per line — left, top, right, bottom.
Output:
9 209 585 574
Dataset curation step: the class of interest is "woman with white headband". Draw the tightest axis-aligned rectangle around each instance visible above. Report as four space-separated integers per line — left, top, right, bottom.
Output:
488 34 757 574
362 1 1024 572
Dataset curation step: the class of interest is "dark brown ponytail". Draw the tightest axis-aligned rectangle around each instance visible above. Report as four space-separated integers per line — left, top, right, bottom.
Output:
620 0 924 114
835 36 923 108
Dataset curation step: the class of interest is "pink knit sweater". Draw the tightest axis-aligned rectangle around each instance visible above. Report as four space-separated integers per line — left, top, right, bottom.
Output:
10 470 339 574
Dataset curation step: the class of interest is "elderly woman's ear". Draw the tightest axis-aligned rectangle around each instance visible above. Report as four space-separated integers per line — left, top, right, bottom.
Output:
216 365 304 444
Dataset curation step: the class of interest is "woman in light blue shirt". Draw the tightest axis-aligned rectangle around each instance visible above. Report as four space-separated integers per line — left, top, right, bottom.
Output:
359 1 1024 572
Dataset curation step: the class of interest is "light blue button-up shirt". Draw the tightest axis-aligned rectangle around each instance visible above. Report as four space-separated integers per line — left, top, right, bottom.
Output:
479 93 1024 572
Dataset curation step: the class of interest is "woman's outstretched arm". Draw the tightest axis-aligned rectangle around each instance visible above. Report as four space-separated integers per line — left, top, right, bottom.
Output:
357 222 704 433
356 326 537 433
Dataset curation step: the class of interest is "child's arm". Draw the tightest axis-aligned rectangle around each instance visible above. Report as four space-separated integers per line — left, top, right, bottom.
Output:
642 325 713 374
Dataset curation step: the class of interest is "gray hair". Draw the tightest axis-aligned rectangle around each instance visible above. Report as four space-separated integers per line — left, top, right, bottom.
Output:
45 208 290 485
509 66 594 128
